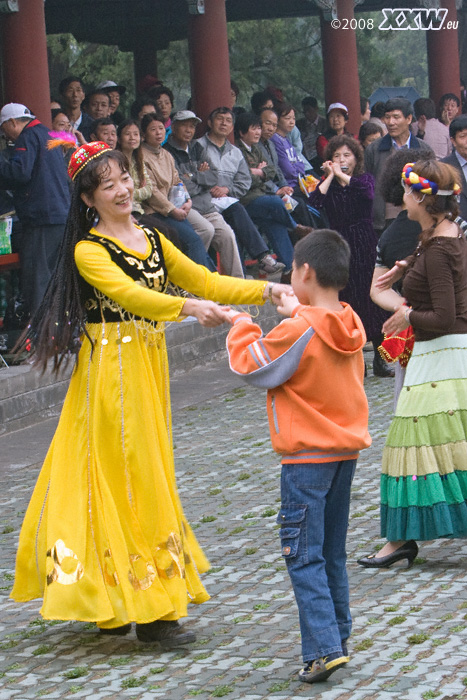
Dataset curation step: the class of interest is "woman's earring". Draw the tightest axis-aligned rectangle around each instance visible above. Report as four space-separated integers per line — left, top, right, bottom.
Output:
86 207 96 222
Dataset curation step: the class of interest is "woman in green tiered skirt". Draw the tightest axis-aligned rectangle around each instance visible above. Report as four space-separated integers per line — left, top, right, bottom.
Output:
358 159 467 568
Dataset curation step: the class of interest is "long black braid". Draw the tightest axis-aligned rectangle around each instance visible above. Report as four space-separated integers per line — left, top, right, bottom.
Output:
22 151 129 374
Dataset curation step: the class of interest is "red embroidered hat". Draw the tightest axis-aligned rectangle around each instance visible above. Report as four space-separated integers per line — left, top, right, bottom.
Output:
68 141 112 181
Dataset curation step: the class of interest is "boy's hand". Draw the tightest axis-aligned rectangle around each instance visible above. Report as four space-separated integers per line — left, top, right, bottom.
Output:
277 292 300 317
223 308 250 324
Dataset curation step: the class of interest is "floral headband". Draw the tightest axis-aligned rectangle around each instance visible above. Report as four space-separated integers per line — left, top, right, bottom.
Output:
401 162 461 196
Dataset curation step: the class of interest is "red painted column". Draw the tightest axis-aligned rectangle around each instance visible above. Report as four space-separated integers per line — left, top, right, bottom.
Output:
320 0 361 137
133 42 159 89
0 0 51 126
187 0 232 129
426 0 461 109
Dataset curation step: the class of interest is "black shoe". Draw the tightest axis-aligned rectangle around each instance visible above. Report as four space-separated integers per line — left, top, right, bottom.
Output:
299 652 349 684
373 352 395 378
99 623 132 636
357 540 418 569
135 620 196 647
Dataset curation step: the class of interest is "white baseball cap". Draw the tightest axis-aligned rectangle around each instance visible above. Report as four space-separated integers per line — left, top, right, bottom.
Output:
96 80 126 95
0 103 34 127
327 102 349 117
172 110 202 124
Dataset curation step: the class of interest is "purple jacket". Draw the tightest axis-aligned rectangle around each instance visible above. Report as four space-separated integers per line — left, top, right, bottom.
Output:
270 133 305 188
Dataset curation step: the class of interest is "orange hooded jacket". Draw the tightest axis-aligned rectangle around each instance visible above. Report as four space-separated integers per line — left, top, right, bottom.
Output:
226 303 371 464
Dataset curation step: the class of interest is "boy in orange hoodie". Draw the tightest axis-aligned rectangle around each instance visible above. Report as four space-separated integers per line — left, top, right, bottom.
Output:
226 229 371 684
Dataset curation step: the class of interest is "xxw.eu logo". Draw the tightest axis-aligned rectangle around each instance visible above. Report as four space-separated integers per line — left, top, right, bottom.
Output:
379 8 457 31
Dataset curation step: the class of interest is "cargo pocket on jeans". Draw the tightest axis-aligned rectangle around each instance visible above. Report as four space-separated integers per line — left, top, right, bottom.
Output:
276 505 307 560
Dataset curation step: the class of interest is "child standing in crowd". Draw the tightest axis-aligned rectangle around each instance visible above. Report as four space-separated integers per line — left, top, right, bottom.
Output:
226 230 371 683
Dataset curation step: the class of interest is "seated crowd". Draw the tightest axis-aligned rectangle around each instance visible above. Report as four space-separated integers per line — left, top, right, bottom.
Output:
1 74 467 322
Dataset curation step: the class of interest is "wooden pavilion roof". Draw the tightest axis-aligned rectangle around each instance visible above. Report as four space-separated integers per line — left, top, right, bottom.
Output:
43 0 451 52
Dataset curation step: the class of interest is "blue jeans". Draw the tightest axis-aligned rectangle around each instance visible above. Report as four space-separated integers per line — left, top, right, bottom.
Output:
222 202 268 260
246 195 295 270
278 460 356 663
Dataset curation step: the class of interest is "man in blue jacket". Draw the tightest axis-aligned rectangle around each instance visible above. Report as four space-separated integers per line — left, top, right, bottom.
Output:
0 103 71 315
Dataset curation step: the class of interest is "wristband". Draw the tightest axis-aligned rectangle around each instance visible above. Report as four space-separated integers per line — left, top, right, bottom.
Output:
403 306 411 323
268 283 275 304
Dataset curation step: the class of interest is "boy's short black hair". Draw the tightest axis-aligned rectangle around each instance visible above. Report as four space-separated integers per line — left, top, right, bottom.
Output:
294 230 350 291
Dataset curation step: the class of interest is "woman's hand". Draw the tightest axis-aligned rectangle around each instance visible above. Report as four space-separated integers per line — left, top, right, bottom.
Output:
332 161 350 181
382 305 411 336
181 299 232 327
374 261 408 291
318 161 335 194
170 207 188 221
321 160 334 178
262 283 294 305
277 292 300 317
277 186 294 197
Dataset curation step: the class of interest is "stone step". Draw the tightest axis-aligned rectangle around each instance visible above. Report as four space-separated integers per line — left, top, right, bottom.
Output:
0 304 280 435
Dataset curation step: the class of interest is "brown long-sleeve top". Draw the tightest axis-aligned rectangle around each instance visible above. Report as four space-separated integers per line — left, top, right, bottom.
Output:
403 235 467 341
141 143 181 217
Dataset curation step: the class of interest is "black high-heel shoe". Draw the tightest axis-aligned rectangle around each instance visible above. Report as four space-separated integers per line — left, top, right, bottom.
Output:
357 540 418 569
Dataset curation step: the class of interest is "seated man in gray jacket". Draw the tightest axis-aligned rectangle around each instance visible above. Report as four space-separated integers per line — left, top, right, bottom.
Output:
194 107 284 275
165 111 244 277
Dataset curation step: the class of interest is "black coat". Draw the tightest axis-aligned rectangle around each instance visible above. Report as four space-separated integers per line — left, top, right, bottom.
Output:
441 151 467 221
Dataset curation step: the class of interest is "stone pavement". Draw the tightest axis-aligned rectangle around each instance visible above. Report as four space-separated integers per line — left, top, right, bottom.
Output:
0 355 467 700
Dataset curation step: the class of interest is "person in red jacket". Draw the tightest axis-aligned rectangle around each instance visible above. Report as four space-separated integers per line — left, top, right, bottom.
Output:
226 229 371 685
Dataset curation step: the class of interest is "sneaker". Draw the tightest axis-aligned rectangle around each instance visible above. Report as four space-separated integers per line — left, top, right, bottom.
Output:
135 620 196 647
258 254 285 274
298 652 349 684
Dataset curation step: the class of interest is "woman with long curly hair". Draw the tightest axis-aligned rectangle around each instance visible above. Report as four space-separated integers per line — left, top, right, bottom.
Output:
358 159 467 568
10 142 289 644
308 134 391 376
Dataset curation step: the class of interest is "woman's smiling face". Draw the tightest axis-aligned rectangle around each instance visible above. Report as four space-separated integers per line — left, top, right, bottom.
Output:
81 159 134 221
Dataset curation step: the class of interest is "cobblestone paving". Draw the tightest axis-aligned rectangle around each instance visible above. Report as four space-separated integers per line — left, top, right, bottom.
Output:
1 367 467 699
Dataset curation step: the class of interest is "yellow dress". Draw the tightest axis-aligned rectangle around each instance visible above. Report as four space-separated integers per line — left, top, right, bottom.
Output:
10 226 267 628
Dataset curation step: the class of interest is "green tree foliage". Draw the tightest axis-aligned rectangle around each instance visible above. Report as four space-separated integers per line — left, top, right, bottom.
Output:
47 34 134 110
227 18 323 109
47 14 429 114
356 13 428 99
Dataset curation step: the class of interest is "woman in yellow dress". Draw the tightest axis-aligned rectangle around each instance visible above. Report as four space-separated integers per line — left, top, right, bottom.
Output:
10 142 288 646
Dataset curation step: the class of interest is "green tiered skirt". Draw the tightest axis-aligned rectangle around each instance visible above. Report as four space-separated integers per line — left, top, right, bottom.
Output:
381 334 467 541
